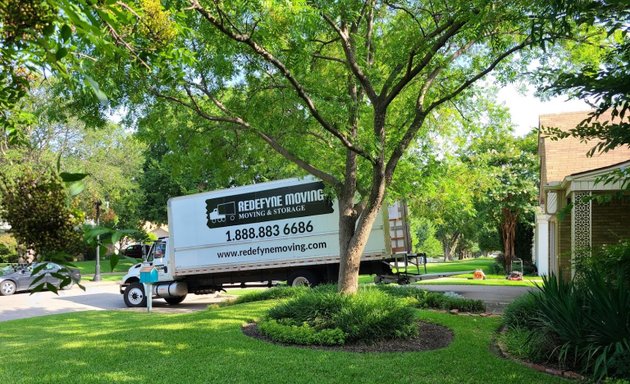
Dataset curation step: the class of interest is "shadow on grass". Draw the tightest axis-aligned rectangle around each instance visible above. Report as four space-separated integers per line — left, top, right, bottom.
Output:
0 302 567 384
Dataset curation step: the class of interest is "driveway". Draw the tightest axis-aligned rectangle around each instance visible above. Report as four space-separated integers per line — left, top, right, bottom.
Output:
417 284 534 313
0 281 231 322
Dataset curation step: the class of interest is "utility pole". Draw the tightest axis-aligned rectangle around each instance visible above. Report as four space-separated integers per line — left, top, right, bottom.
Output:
93 200 102 282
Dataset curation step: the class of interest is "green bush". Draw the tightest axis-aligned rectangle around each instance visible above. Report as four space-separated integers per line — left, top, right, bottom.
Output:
261 286 418 345
489 256 506 275
502 293 540 329
0 245 18 263
498 327 556 363
421 292 485 312
585 241 630 287
532 271 630 380
0 235 18 264
374 285 486 313
232 286 310 305
258 319 345 346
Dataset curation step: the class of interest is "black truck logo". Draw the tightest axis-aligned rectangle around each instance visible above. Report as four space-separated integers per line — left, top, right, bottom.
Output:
205 181 334 229
207 201 236 224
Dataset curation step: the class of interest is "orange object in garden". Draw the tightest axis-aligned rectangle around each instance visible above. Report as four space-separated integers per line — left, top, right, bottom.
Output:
473 269 486 280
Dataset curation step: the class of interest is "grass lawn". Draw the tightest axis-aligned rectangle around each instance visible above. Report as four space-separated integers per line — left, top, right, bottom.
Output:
0 303 566 384
72 258 140 274
417 276 542 287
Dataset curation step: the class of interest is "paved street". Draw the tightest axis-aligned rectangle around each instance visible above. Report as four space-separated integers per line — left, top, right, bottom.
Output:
0 281 231 322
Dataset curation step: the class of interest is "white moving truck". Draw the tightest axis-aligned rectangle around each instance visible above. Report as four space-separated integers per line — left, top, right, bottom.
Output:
120 178 411 307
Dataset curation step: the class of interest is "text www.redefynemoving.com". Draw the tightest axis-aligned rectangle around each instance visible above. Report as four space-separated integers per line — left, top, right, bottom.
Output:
216 241 327 259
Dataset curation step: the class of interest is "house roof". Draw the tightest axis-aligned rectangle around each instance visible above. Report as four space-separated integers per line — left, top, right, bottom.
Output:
538 110 630 186
568 159 630 178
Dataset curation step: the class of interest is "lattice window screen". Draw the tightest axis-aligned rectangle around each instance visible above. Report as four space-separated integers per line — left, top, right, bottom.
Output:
571 191 592 275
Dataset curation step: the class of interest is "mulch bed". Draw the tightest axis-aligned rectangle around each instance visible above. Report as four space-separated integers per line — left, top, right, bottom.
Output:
241 321 453 353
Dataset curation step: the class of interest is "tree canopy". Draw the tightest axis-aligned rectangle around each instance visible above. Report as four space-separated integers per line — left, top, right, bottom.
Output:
3 0 579 292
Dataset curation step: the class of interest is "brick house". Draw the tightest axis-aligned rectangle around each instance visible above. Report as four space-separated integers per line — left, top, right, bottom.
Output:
534 111 630 279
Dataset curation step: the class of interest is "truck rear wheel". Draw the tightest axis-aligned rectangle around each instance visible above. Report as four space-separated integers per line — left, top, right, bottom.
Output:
289 270 319 287
124 282 147 307
164 295 186 305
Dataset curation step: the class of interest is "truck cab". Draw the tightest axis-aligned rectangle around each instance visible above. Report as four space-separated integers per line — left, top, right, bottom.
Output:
119 239 186 307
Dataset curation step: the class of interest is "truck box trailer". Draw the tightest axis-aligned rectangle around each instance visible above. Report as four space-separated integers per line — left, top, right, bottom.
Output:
120 178 411 307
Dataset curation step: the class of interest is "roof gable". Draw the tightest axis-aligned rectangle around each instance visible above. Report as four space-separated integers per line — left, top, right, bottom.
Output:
539 110 630 185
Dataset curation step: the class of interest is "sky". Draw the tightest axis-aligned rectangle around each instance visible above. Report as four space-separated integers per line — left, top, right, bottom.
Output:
497 84 591 137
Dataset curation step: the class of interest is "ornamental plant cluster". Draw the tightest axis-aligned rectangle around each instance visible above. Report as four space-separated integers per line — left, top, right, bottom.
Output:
260 286 417 346
0 170 83 259
245 285 485 346
501 242 630 382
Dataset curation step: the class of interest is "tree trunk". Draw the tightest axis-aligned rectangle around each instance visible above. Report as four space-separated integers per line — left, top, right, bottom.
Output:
337 187 386 294
501 208 518 272
441 232 460 262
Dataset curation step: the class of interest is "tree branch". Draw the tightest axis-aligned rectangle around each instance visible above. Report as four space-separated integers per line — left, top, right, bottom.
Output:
158 87 343 189
321 12 379 105
425 40 530 114
312 54 346 64
189 0 374 164
382 19 466 106
417 40 475 108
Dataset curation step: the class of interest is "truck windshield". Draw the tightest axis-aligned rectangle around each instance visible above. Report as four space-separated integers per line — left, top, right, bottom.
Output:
147 242 166 262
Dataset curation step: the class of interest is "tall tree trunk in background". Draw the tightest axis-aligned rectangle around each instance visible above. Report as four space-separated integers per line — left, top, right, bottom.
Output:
501 208 518 272
441 232 461 262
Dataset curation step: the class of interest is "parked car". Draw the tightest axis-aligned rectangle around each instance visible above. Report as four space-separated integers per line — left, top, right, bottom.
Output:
121 244 151 259
0 262 81 296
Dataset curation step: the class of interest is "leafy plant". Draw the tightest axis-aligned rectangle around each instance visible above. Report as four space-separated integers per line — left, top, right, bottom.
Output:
502 292 541 329
231 286 309 305
498 327 556 363
374 285 486 313
531 271 630 380
0 170 85 258
261 286 418 345
259 319 345 346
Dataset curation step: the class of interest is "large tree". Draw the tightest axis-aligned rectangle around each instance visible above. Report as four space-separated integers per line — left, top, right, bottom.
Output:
534 0 629 156
6 0 562 293
466 131 538 272
76 0 547 294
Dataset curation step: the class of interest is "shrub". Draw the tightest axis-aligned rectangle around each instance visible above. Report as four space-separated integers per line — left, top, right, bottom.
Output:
258 319 345 346
586 241 630 288
261 286 418 345
374 285 486 313
421 292 485 312
502 293 540 329
498 327 556 363
232 286 310 305
532 271 630 380
490 255 506 275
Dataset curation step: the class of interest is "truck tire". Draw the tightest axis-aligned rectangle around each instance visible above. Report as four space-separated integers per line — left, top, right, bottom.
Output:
164 295 187 305
124 282 147 307
288 270 320 287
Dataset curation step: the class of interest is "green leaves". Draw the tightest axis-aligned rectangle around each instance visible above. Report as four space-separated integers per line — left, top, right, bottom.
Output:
84 226 144 270
0 170 85 258
85 76 108 103
60 172 89 197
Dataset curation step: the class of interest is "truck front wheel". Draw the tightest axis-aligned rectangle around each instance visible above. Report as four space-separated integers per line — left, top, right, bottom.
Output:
124 282 147 307
288 270 319 287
